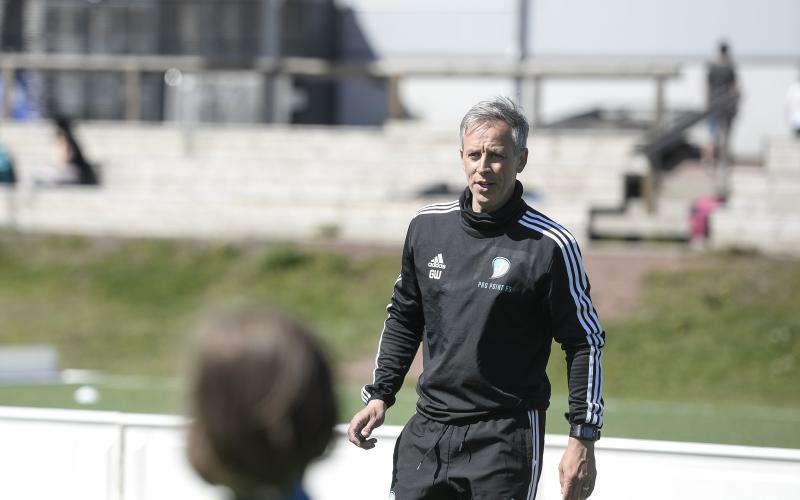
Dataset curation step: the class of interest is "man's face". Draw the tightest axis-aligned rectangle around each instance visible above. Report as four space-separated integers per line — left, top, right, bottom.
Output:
460 120 528 213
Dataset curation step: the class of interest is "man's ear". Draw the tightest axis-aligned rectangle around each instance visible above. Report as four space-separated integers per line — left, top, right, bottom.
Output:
517 148 529 173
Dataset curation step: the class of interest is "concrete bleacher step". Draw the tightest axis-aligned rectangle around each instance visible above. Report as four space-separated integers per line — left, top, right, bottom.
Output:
725 170 800 212
1 122 640 246
590 200 689 241
711 210 800 254
658 162 719 201
2 122 639 161
1 188 595 247
708 155 800 254
588 161 723 242
766 138 800 173
0 187 423 244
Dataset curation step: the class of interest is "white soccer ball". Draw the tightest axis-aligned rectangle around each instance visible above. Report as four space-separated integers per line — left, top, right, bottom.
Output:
73 385 101 405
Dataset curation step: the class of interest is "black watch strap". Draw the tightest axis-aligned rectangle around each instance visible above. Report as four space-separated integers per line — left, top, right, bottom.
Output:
569 423 601 441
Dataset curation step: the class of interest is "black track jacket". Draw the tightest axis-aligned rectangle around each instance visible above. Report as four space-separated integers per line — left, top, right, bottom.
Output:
362 182 605 427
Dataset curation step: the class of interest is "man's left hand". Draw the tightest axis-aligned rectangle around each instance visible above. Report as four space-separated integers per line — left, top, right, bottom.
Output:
558 436 596 499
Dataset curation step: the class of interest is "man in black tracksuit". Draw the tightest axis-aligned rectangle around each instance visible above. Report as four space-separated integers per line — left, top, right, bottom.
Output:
348 97 604 500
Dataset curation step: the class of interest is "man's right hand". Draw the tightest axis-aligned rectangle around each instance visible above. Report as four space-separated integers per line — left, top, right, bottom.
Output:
347 399 387 449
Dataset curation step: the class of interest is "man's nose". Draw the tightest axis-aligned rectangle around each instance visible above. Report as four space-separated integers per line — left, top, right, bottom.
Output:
477 153 491 172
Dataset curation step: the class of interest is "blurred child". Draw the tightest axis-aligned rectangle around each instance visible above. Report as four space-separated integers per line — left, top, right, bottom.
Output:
186 307 337 500
0 142 15 185
34 117 98 186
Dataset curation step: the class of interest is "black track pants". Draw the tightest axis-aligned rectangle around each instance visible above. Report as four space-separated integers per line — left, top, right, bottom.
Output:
389 410 545 500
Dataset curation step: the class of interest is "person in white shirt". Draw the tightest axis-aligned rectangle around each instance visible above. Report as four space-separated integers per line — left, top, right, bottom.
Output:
785 78 800 138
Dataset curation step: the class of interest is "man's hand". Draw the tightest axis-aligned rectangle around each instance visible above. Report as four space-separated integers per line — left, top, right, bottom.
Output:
347 399 386 449
559 436 597 499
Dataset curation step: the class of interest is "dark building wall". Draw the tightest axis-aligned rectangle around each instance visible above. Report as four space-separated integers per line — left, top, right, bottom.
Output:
1 0 25 50
333 6 387 126
157 0 260 63
6 0 345 124
283 0 339 124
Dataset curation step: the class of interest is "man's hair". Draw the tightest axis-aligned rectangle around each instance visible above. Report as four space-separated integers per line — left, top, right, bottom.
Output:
186 307 337 495
459 96 529 151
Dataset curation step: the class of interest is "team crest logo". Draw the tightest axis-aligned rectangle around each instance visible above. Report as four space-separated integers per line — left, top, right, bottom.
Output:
490 256 510 279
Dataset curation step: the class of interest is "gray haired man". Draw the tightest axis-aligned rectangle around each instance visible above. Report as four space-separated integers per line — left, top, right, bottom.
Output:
348 96 604 500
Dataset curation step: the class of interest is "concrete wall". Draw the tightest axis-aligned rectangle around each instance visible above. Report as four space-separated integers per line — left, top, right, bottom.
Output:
0 406 799 500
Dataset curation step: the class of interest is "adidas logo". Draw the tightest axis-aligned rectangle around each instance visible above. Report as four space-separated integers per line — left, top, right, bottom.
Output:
427 253 446 269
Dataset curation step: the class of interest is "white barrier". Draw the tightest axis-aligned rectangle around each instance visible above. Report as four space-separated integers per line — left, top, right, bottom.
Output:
1 406 798 500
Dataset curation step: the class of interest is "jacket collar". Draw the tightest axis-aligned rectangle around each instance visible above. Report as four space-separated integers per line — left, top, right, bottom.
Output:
459 181 527 238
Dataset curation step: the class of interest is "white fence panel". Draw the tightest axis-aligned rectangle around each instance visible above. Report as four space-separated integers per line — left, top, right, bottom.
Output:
1 407 799 500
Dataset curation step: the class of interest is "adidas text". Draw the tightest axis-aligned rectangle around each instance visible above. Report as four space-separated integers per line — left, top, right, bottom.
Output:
428 253 446 269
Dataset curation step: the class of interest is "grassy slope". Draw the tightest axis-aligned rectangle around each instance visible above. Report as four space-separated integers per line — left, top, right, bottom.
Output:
0 233 399 376
1 233 799 446
605 255 800 407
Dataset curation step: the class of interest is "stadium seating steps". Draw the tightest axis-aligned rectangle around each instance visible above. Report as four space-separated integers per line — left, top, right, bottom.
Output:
710 138 800 255
0 122 645 245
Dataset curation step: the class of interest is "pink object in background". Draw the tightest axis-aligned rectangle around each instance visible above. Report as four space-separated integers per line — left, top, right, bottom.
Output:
690 195 725 241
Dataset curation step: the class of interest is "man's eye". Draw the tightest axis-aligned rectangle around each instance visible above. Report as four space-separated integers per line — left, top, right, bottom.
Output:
469 153 481 160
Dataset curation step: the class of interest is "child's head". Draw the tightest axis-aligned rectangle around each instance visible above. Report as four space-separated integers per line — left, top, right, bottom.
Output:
187 307 337 496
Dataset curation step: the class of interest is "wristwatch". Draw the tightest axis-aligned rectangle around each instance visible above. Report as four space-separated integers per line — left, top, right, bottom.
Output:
569 423 601 441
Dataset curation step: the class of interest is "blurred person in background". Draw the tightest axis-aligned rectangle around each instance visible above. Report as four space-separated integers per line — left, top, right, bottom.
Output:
705 41 740 191
785 74 800 138
34 117 99 186
0 142 16 185
689 193 726 248
186 307 337 500
348 96 604 500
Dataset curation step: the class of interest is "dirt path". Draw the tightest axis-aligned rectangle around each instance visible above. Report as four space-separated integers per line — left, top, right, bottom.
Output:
341 244 695 384
582 245 692 319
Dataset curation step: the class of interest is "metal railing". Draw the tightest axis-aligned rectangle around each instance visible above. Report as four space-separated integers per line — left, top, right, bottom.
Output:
637 92 740 209
0 52 681 126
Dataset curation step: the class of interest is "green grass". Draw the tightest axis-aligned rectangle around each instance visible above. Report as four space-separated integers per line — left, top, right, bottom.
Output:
0 233 399 375
339 384 800 448
6 378 798 449
0 379 183 415
599 255 800 408
0 232 799 447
